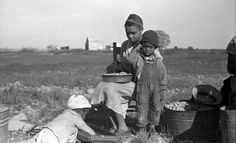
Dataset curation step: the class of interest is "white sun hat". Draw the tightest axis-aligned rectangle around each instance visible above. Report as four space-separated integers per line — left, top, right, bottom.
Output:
67 95 91 109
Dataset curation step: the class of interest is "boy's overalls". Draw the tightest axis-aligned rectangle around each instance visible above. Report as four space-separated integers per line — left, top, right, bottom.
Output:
136 58 164 127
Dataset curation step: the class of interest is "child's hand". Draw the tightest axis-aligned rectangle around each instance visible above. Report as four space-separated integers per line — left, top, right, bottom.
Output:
116 54 121 62
90 130 96 135
161 90 169 106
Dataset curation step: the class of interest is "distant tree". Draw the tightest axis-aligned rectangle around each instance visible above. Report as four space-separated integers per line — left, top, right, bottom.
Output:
20 47 37 53
174 46 178 50
85 38 89 51
188 46 194 50
155 30 171 49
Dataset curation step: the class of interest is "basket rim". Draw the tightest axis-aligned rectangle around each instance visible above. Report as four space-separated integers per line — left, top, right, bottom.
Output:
101 73 133 83
101 73 133 77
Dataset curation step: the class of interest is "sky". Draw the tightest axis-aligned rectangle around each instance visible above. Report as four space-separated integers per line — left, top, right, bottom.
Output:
0 0 235 50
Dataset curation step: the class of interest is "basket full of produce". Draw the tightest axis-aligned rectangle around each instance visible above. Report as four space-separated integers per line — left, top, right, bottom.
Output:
102 72 133 83
164 100 220 142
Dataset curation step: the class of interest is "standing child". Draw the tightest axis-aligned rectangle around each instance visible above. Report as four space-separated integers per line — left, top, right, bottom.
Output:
135 30 167 133
35 95 95 143
220 36 236 109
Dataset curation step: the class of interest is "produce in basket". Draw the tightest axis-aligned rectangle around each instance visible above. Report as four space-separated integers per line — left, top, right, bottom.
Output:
165 101 214 111
103 72 130 75
102 72 133 83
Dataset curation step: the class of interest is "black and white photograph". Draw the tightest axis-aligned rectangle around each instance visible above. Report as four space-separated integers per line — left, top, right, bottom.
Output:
0 0 235 143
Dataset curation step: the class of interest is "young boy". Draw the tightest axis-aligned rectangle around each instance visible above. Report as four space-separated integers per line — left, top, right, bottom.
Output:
135 30 167 133
35 95 95 143
220 36 236 109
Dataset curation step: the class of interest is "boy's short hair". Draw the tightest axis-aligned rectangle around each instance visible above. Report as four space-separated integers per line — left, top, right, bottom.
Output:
125 14 143 30
141 30 159 48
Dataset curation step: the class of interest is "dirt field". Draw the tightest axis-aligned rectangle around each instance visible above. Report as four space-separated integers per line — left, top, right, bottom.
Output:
0 49 228 142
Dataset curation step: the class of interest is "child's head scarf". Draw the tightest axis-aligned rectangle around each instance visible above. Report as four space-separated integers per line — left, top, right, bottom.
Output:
125 14 143 29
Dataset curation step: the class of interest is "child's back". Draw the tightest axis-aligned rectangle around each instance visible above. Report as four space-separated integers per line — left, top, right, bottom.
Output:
35 95 95 143
44 109 87 143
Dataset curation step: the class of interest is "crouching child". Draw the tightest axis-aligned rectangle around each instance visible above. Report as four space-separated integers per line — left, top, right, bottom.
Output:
35 95 95 143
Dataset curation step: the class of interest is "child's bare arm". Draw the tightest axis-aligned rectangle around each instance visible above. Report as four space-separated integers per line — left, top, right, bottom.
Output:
75 116 96 135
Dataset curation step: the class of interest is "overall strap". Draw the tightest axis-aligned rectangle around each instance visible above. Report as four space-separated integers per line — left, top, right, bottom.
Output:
138 55 160 83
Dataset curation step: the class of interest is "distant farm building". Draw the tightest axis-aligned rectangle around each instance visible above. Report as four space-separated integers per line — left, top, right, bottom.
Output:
47 44 58 51
106 45 112 51
85 37 105 51
60 46 69 50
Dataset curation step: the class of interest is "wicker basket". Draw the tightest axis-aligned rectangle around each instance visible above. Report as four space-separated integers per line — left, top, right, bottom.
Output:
102 74 133 83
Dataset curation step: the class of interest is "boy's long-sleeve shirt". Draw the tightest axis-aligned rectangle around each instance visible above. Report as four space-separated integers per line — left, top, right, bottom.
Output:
44 109 95 143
